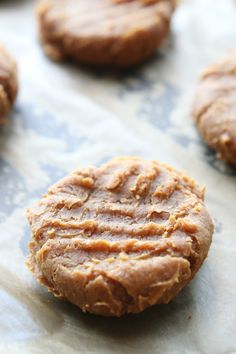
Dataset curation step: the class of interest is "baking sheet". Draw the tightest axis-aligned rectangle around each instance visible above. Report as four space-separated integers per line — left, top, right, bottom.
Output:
0 0 236 353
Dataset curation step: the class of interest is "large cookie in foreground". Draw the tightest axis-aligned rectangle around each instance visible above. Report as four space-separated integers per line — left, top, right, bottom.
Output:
37 0 175 68
27 157 213 316
193 53 236 166
0 44 18 123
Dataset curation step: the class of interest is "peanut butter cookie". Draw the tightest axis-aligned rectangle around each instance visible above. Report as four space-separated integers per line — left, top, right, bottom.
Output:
0 44 18 123
27 157 213 316
193 53 236 166
37 0 175 68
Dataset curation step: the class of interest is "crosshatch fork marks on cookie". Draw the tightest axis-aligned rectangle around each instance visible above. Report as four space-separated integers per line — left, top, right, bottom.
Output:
27 157 213 316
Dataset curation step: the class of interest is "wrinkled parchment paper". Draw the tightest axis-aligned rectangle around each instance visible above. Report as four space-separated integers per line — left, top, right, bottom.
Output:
0 0 236 353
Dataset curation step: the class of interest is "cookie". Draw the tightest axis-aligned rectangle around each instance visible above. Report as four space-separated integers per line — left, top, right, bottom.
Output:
37 0 175 68
27 157 213 316
192 53 236 166
0 44 18 123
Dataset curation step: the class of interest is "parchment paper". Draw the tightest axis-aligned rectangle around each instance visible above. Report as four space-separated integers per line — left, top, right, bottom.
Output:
0 0 236 353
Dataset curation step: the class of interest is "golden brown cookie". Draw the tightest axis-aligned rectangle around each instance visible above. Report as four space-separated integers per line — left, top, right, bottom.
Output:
0 44 18 123
27 157 213 316
37 0 175 68
192 53 236 166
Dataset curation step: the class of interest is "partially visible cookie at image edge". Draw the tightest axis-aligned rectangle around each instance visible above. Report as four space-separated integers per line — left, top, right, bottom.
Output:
37 0 175 68
0 44 18 123
26 157 214 316
193 53 236 166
